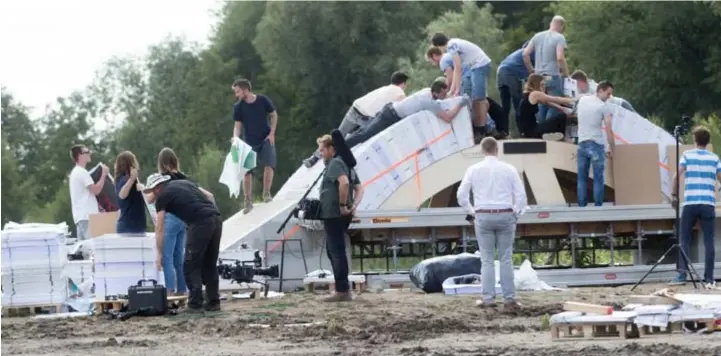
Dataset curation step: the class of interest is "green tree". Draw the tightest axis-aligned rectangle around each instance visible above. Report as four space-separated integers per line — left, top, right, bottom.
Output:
551 1 721 128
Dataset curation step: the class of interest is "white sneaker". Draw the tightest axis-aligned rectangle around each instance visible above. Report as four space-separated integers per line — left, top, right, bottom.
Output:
542 132 564 141
705 281 717 290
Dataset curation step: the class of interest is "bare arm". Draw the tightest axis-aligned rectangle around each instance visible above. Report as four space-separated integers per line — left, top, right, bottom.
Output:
529 91 574 106
268 111 278 136
338 174 350 206
352 184 364 211
556 46 568 77
523 43 535 74
451 54 463 96
233 121 242 138
604 114 615 151
155 211 165 252
118 177 135 200
89 170 107 195
437 104 464 123
444 67 455 93
198 186 216 206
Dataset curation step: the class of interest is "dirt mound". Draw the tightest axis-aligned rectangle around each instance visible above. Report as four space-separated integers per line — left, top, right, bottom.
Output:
399 343 721 356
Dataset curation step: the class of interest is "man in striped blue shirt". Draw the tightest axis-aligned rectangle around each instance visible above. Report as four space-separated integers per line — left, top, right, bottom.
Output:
670 126 721 287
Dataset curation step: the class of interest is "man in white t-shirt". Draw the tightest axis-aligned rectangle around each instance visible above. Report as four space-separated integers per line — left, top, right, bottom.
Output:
303 71 409 168
431 33 494 143
575 81 615 207
68 144 109 240
570 70 636 113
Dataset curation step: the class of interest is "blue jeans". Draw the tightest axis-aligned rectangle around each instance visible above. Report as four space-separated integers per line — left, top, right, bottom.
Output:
163 213 187 293
537 74 563 122
678 204 716 283
461 75 472 98
577 141 606 207
469 64 490 100
474 212 517 302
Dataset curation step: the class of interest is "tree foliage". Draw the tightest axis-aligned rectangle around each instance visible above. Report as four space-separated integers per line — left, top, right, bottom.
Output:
2 1 720 228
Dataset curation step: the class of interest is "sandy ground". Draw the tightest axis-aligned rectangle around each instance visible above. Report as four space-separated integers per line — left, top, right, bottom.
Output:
4 283 721 356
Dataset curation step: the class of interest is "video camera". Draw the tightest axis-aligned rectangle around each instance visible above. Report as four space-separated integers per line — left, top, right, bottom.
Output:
217 250 279 298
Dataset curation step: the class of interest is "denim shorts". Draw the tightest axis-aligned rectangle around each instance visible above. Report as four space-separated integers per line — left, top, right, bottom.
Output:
470 64 491 100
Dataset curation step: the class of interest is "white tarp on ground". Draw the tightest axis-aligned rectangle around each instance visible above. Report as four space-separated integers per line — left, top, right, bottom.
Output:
1 222 68 307
442 259 563 295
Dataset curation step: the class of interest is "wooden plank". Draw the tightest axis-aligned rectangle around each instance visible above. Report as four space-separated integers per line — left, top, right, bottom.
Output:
562 301 613 315
627 294 682 305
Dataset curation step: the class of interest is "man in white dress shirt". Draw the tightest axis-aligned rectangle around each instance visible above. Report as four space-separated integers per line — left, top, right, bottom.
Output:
456 137 528 309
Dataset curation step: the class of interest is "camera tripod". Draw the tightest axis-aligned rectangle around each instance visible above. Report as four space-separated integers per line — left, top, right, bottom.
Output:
630 118 700 291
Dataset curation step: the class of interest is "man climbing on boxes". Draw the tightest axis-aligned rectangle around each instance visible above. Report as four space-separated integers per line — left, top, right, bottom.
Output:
144 173 222 313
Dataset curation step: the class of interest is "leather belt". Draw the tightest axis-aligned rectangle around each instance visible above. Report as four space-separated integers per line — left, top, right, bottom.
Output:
475 208 513 214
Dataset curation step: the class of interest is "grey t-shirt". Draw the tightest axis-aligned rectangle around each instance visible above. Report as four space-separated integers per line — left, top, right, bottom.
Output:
577 95 614 145
530 30 567 76
392 88 443 118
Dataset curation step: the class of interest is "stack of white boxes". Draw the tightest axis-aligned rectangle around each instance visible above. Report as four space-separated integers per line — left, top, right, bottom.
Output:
1 223 68 307
92 233 163 299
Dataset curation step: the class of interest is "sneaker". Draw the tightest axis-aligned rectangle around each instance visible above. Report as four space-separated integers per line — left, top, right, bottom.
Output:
303 155 320 168
181 306 205 315
322 292 352 303
475 299 496 308
668 274 687 286
242 198 253 214
705 281 717 290
503 299 522 311
204 303 221 312
542 132 565 141
263 191 273 203
494 131 509 140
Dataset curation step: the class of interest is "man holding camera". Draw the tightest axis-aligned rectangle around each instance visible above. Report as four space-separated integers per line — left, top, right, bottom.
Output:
317 134 364 302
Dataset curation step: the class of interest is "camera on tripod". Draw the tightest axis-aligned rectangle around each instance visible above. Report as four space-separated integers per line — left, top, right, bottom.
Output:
217 250 279 297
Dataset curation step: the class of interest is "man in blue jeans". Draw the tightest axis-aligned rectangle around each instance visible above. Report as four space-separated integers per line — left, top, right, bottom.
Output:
431 33 494 143
497 41 534 132
523 15 568 122
575 81 615 206
669 126 721 288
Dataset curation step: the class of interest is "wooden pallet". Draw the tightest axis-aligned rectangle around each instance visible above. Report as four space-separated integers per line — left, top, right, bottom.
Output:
221 286 267 299
304 280 367 293
639 319 717 335
94 295 188 314
551 322 640 341
2 304 62 317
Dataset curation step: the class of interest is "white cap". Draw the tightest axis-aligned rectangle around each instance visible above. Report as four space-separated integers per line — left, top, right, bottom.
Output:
143 173 171 192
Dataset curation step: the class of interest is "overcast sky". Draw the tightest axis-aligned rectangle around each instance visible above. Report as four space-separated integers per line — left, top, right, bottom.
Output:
0 0 219 118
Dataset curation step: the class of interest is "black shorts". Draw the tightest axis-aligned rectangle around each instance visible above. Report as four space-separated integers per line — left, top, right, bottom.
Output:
246 139 277 175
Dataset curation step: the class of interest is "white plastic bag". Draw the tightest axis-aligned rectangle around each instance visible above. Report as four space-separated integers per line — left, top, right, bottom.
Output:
219 138 256 198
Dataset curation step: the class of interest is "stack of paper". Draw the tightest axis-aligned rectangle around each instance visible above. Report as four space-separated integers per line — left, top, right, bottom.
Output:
92 233 163 299
1 223 68 307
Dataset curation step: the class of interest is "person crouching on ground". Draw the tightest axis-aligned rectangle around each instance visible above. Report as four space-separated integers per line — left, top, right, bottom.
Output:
317 134 364 302
114 151 147 234
144 173 221 313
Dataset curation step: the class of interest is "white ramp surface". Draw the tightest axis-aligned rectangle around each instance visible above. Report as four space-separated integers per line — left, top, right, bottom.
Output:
220 97 472 252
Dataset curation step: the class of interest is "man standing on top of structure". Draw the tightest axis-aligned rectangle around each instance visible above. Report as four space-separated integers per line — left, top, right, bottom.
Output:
431 33 493 142
570 70 636 113
232 78 278 214
316 134 364 302
456 137 527 310
575 81 615 207
68 144 108 241
497 41 534 131
426 46 470 97
342 79 469 150
303 71 409 168
669 126 721 288
523 15 568 122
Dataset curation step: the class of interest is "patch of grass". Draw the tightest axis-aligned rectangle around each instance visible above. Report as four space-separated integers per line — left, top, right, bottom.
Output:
255 302 296 310
539 313 551 331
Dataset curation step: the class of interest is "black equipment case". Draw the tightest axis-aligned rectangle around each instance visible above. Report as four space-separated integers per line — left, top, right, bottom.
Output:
127 279 168 316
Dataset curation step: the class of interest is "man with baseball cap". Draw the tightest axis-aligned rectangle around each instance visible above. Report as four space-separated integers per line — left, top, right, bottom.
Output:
144 173 221 313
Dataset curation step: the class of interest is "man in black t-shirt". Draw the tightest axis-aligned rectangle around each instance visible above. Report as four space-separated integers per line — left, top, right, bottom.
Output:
144 173 222 313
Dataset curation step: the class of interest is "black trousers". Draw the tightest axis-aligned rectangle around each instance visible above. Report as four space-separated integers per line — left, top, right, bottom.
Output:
520 113 568 139
344 103 402 149
323 216 352 292
183 215 222 309
487 97 509 134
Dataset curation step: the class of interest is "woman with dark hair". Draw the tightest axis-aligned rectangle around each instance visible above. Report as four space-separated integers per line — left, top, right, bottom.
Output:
518 73 576 141
114 151 147 233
